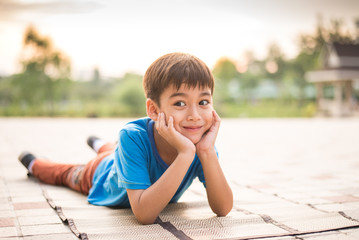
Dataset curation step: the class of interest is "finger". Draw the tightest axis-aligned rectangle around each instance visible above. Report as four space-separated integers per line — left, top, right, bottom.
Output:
162 112 168 127
159 112 166 130
157 112 165 132
212 110 221 126
213 110 221 121
208 110 220 133
155 113 160 130
168 116 174 130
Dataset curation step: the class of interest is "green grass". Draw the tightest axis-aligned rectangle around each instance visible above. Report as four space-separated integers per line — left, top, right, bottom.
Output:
0 100 316 118
216 100 316 118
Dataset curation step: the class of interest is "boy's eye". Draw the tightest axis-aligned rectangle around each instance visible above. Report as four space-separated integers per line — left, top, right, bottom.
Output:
199 100 209 105
174 101 185 107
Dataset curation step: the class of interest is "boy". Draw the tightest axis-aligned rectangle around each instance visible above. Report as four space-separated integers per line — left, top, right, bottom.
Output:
19 53 233 224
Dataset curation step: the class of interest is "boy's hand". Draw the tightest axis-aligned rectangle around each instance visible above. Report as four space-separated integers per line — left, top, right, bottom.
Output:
196 110 221 157
155 112 196 155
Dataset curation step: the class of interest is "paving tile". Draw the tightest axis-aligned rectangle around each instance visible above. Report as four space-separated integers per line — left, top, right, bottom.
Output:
295 197 332 205
0 190 9 198
88 227 178 240
43 187 86 200
313 202 359 212
332 187 359 195
2 118 359 239
0 202 11 211
0 197 9 204
15 208 56 217
60 207 133 219
0 237 23 240
322 195 359 203
46 199 90 208
183 221 288 240
308 190 343 198
275 192 310 201
301 230 358 240
0 227 18 238
18 215 62 226
341 209 359 221
311 173 336 180
11 196 46 203
280 212 359 232
340 228 359 238
263 237 296 240
21 223 72 236
0 210 15 218
74 216 141 232
22 233 78 240
0 218 15 227
13 202 49 210
8 189 43 198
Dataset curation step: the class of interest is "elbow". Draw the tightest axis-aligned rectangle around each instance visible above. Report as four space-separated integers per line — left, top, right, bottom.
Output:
214 202 233 217
138 218 156 225
135 214 158 225
213 196 233 217
215 205 232 217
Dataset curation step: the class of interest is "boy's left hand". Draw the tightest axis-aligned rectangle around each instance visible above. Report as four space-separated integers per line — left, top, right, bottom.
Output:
195 110 221 156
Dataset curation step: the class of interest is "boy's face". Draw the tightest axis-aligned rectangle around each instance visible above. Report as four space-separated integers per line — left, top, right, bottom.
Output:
153 84 214 144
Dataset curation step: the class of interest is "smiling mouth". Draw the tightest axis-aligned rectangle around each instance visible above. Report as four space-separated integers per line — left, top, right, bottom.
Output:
183 126 202 132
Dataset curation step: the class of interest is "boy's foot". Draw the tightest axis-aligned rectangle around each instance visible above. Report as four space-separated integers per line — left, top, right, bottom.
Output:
18 151 36 172
87 136 100 151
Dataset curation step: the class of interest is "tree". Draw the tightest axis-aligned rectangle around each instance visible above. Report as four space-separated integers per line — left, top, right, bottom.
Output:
289 16 358 105
92 67 101 83
264 43 287 86
212 57 240 105
112 73 146 117
212 57 239 83
11 25 71 115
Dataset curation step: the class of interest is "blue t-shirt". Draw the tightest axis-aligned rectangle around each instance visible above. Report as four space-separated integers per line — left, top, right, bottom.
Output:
87 117 208 207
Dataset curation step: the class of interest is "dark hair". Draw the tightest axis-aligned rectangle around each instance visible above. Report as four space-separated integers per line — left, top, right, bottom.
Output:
143 52 214 106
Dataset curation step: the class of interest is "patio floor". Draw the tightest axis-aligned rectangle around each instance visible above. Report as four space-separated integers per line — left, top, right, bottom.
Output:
1 117 359 239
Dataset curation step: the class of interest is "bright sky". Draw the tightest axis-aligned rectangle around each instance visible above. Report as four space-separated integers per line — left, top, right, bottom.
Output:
0 0 358 79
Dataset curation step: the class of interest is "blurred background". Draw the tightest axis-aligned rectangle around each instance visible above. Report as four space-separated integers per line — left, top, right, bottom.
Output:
0 0 359 118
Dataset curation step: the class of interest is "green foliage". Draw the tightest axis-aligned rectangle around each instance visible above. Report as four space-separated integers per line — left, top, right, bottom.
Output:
216 100 317 118
1 18 358 118
6 25 72 116
212 58 239 83
111 73 146 117
212 57 241 105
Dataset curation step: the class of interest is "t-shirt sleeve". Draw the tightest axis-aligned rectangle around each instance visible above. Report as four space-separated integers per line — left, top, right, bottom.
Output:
115 128 151 190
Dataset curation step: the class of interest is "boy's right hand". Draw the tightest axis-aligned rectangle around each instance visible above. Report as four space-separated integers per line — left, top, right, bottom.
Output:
155 112 196 156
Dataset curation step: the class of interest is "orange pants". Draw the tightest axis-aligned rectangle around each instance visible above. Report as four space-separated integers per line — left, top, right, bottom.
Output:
32 143 115 195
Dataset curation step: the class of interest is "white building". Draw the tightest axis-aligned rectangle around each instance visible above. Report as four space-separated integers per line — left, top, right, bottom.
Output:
306 42 359 117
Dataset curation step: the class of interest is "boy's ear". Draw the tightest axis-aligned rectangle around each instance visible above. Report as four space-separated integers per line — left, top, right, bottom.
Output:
146 99 159 121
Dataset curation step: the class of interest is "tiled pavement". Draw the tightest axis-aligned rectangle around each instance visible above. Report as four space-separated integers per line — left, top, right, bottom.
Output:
1 118 359 239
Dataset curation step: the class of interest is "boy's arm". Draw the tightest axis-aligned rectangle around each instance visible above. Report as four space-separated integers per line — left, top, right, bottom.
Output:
127 113 196 225
196 111 233 216
127 150 193 224
198 149 233 216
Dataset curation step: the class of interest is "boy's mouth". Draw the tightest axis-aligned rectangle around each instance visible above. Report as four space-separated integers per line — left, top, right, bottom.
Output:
183 126 202 132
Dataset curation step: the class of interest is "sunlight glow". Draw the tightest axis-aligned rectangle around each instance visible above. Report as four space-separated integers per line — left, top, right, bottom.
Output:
0 0 358 78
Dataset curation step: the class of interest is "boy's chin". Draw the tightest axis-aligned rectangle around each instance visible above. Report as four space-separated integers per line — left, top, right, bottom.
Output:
188 136 202 145
186 131 209 145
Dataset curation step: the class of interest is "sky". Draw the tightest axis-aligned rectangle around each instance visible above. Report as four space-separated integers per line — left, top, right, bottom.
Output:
0 0 358 79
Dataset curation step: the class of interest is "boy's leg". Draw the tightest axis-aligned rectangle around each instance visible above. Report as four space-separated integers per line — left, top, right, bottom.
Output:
77 143 115 194
31 160 79 187
31 142 116 195
97 142 116 153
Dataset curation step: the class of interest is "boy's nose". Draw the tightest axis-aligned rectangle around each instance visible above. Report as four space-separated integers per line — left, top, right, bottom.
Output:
187 106 201 121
